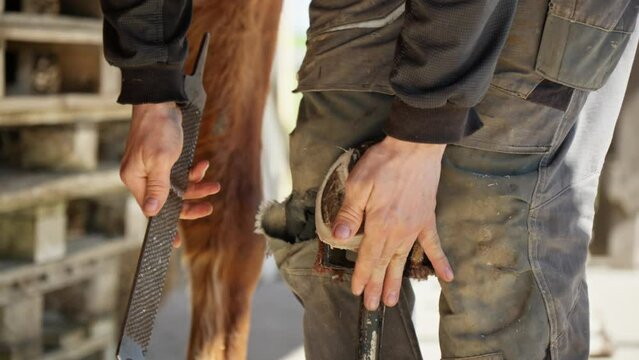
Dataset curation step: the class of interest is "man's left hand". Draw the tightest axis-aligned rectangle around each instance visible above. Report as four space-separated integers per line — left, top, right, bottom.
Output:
332 136 453 311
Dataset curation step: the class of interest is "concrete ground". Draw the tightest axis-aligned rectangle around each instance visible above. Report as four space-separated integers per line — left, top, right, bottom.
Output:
147 258 639 360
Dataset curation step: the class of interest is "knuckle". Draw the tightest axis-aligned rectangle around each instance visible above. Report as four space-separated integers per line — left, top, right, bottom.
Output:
337 206 362 223
396 245 413 258
146 178 169 194
367 283 383 295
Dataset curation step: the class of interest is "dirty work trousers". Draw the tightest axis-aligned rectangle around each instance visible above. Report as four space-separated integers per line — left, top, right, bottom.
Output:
262 34 639 360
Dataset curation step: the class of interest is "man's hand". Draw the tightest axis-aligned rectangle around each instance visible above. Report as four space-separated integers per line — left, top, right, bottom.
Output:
120 102 220 226
332 136 453 311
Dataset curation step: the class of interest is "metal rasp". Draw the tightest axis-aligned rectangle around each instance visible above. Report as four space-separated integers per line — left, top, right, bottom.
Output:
117 33 210 360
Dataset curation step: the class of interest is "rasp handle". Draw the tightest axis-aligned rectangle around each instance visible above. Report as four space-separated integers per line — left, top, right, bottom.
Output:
117 33 210 360
359 302 385 360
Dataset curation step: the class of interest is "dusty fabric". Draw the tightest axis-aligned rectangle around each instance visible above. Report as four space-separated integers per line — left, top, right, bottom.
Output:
101 0 637 139
262 90 555 359
296 0 638 144
262 92 424 360
260 23 637 356
260 5 638 357
100 0 191 104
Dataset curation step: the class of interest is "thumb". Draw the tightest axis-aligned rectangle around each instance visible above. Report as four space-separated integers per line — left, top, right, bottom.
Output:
143 165 172 216
332 180 370 241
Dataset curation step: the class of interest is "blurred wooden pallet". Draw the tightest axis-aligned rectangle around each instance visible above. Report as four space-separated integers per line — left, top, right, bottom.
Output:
0 188 145 359
0 1 143 359
0 0 125 125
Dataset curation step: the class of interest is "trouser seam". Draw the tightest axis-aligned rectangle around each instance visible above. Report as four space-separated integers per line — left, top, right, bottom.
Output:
527 109 576 360
528 169 557 359
529 171 600 211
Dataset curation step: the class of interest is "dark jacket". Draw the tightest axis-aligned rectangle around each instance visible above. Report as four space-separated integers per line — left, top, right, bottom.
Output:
100 0 637 143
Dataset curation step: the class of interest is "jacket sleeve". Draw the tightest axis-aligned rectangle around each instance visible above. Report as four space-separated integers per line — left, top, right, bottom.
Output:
100 0 192 104
384 0 517 143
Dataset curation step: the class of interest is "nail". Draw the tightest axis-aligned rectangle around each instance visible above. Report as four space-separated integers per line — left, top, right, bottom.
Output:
366 296 380 311
333 223 351 240
386 292 398 305
144 198 159 213
353 283 365 296
444 267 454 282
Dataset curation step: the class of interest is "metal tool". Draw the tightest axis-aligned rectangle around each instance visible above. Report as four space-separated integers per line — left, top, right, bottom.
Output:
116 33 210 360
321 245 386 360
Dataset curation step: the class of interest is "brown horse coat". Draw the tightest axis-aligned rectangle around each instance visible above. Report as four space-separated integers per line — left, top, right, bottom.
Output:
182 1 282 359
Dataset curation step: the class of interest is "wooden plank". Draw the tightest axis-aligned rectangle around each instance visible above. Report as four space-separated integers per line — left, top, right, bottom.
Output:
90 317 117 360
3 40 101 96
23 0 61 14
0 94 128 124
0 202 67 263
83 258 119 317
0 163 123 213
0 295 43 359
42 327 112 360
0 40 5 98
67 194 129 240
18 122 99 171
58 0 102 19
125 196 146 243
99 51 121 97
0 105 129 126
40 318 116 360
0 236 139 306
42 311 86 351
0 13 101 44
0 94 119 112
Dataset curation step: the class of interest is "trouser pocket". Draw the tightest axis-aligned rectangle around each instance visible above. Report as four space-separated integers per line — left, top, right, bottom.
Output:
296 0 404 94
535 0 637 90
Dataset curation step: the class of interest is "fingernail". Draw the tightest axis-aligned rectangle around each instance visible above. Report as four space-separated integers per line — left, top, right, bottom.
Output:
144 198 159 213
333 224 351 240
386 292 398 305
367 296 379 311
444 267 454 282
353 284 364 296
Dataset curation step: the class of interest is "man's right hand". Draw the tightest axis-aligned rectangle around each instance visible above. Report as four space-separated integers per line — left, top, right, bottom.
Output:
120 102 220 221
